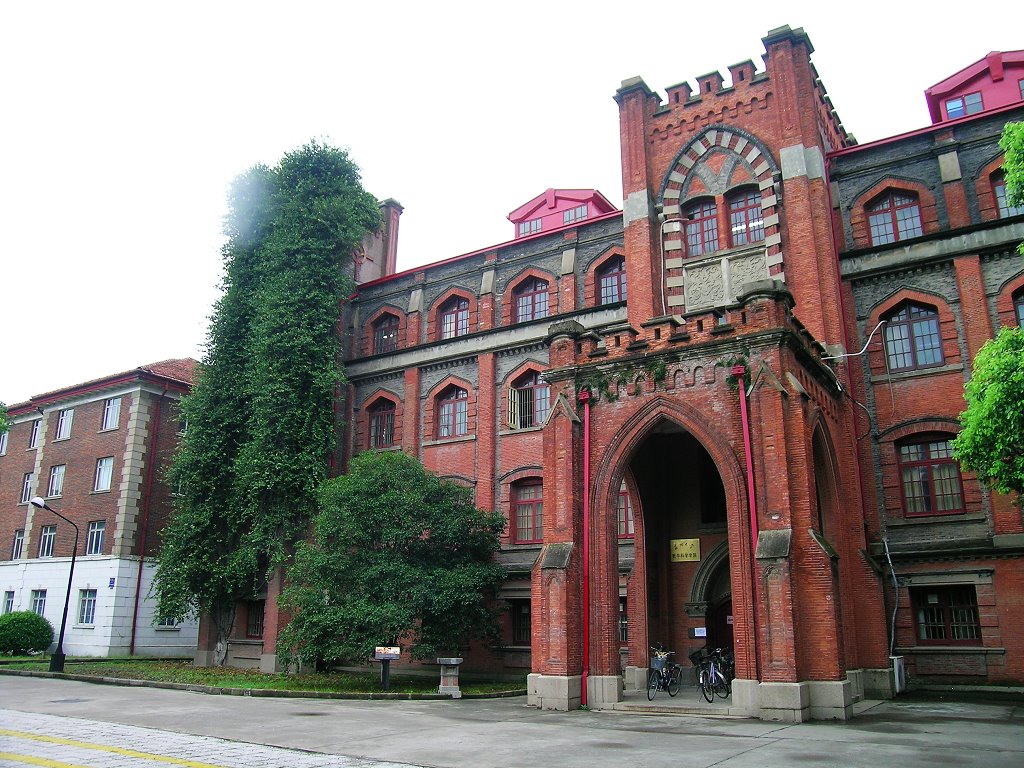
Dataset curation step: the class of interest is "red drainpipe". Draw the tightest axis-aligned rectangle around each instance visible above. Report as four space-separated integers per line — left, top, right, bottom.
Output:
130 389 165 655
579 388 591 707
731 366 761 679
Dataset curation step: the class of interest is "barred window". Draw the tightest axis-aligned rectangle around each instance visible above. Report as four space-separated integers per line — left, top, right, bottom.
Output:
898 437 964 516
912 586 981 645
510 599 531 645
507 372 550 430
369 400 396 449
246 599 265 638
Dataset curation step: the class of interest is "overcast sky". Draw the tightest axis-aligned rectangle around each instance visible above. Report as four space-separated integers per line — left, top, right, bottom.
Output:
1 2 1018 405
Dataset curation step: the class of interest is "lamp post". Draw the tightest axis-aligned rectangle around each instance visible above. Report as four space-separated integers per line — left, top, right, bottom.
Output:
30 497 78 673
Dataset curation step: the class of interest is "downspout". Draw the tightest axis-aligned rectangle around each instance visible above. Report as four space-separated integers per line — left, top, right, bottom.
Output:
130 388 165 655
579 388 592 707
731 366 761 679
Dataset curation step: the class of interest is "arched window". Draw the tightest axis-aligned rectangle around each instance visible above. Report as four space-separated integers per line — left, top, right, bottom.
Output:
507 371 550 429
368 399 396 448
617 482 634 539
897 436 964 516
994 171 1024 218
513 278 549 323
372 314 400 354
727 188 764 247
597 256 627 305
440 297 469 339
883 303 943 371
868 191 923 245
436 386 468 438
1014 289 1024 327
683 199 718 257
512 480 543 543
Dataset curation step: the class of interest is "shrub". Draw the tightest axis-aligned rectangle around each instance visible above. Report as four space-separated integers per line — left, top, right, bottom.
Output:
0 611 55 655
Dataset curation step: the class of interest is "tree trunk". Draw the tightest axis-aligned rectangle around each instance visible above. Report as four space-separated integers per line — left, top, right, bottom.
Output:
211 603 236 667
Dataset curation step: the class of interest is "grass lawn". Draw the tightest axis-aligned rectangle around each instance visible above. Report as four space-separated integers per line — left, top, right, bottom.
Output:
1 659 525 696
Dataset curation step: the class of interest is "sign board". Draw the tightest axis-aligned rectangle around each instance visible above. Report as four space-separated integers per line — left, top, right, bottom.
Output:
692 627 707 638
670 538 701 562
374 646 400 660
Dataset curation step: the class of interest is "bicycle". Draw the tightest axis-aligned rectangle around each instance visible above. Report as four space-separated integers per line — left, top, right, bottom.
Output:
647 646 682 700
689 646 732 702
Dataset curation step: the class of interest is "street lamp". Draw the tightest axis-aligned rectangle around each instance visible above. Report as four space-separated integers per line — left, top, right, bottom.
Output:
30 497 78 673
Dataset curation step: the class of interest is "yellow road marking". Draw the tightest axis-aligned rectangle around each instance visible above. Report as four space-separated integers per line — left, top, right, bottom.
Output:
0 753 84 768
0 729 226 768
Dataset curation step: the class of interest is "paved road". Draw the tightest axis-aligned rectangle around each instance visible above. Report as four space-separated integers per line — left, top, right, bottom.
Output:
0 676 1021 768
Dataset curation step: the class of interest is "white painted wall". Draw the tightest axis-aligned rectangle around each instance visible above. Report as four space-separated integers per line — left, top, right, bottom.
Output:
0 555 197 657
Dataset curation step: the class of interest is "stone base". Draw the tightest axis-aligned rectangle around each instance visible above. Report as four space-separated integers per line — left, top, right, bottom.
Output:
527 673 582 711
439 685 463 699
260 653 280 673
731 678 761 718
757 681 810 722
808 679 852 720
846 669 865 702
623 666 648 692
862 666 896 699
586 675 623 709
193 650 214 667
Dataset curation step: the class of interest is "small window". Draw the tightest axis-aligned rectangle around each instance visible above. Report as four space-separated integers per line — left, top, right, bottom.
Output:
944 92 983 119
898 437 964 516
868 191 923 245
994 172 1024 219
619 597 628 643
507 372 550 429
911 585 980 645
436 386 469 439
31 589 46 616
368 400 396 449
512 481 543 544
684 199 719 257
54 409 74 440
78 589 97 625
177 418 188 436
20 473 34 504
101 397 121 431
727 189 765 247
38 526 56 558
94 457 114 492
517 218 542 237
86 521 106 555
617 483 635 539
155 615 178 628
246 599 265 638
883 303 943 371
440 297 470 340
11 530 24 560
597 256 627 305
3 591 13 615
563 204 588 224
510 599 531 645
47 464 66 498
0 430 7 455
28 419 40 449
372 314 400 354
513 278 549 323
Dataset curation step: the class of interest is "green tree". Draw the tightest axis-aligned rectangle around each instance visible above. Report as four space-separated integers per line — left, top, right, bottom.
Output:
0 403 8 435
155 142 380 664
1001 122 1024 254
954 326 1024 501
0 611 54 656
277 451 506 668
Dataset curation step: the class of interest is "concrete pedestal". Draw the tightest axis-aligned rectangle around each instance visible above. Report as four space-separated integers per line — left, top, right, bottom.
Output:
527 673 582 711
586 675 623 709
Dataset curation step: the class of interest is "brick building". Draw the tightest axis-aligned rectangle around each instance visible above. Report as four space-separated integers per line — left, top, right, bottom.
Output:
0 360 198 657
200 28 1024 721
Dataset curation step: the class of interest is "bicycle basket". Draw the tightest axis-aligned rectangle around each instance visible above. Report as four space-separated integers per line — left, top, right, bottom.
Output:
688 648 710 665
650 656 667 671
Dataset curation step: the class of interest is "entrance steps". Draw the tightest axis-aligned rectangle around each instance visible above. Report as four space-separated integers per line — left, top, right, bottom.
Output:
611 688 742 716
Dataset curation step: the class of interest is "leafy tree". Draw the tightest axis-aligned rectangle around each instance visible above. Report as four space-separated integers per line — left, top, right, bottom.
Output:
277 451 506 668
155 142 380 664
954 326 1024 501
0 403 8 435
1002 122 1024 254
0 611 54 655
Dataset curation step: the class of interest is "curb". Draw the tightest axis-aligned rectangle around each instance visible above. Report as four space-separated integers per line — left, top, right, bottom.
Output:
0 668 527 701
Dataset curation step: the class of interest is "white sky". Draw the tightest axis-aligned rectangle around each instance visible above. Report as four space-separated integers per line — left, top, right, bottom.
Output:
1 2 1018 405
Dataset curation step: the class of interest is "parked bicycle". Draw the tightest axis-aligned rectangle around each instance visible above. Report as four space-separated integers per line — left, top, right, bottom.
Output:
647 646 682 700
689 646 734 702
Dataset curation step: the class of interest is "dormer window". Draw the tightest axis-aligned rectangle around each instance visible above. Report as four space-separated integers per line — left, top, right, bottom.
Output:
517 219 542 237
563 205 588 224
683 199 718 257
944 92 983 119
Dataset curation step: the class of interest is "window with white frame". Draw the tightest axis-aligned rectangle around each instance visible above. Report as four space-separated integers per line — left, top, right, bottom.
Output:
155 615 178 628
3 591 13 614
54 409 74 440
994 171 1024 218
507 372 550 429
11 530 24 560
101 397 121 430
86 521 106 555
944 92 983 119
436 386 469 439
38 525 56 557
28 419 40 449
20 473 34 504
78 589 97 624
94 456 114 492
31 589 46 616
0 430 7 455
563 204 588 224
517 218 542 237
47 464 66 498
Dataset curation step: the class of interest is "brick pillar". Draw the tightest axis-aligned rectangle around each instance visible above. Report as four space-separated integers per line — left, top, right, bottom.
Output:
477 352 496 510
404 367 421 458
260 567 285 672
954 255 994 360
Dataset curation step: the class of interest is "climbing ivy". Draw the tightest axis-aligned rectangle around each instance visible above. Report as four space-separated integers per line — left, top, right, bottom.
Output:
155 142 381 665
577 357 668 402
